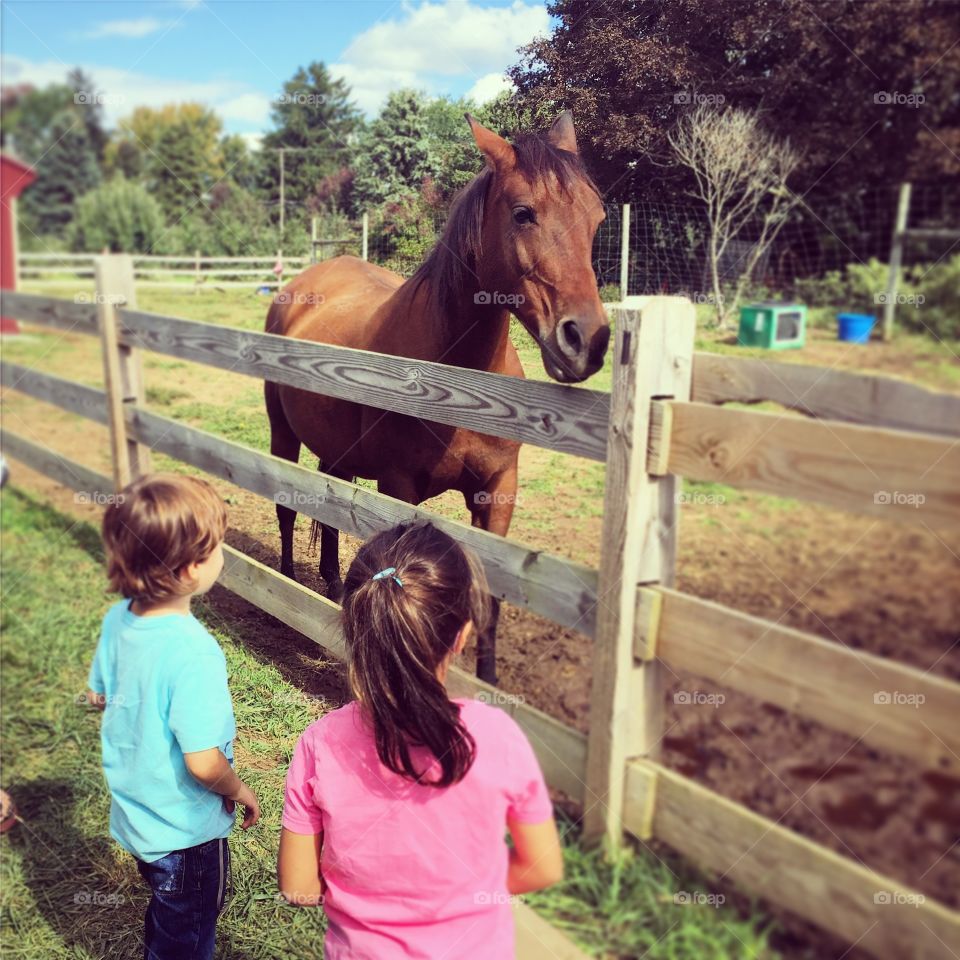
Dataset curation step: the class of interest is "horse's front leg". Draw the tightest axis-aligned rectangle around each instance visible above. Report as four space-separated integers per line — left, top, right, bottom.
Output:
465 461 519 686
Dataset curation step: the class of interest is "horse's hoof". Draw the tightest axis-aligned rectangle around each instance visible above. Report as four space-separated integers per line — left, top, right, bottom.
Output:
324 578 344 603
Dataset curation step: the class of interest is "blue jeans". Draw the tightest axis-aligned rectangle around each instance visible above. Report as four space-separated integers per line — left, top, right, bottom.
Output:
136 837 231 960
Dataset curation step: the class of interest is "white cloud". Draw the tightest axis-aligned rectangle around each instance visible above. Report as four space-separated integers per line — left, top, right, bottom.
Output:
330 0 548 114
466 71 513 105
87 18 176 39
2 55 257 134
218 92 273 127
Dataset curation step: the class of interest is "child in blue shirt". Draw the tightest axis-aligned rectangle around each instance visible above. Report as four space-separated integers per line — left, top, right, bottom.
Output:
86 472 259 960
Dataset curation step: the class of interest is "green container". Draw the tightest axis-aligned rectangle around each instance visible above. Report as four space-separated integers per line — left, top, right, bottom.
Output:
737 302 806 350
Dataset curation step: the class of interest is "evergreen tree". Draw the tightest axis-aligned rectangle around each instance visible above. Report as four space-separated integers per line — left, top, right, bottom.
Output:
260 62 363 219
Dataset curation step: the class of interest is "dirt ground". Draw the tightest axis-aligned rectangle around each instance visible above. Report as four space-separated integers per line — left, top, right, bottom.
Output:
2 318 959 951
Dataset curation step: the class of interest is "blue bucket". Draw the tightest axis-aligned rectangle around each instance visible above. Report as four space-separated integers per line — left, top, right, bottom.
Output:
837 313 876 343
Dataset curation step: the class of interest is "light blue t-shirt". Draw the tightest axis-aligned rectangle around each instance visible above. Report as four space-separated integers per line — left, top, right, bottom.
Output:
88 598 236 862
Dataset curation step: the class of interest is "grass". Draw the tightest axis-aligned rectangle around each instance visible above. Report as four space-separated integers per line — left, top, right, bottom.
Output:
0 486 784 959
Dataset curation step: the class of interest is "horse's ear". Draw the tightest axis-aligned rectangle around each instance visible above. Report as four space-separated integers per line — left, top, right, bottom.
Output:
547 110 578 154
465 113 516 173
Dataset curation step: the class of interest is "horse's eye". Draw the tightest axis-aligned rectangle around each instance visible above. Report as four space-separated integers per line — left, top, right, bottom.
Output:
512 206 535 225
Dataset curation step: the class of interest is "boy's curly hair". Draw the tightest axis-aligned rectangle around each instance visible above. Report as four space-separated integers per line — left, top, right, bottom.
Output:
102 472 227 604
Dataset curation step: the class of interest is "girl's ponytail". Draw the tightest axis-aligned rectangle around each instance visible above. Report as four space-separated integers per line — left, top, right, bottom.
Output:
340 521 491 787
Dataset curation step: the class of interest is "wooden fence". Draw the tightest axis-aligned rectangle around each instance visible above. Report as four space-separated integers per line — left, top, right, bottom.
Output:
2 255 959 959
18 251 327 289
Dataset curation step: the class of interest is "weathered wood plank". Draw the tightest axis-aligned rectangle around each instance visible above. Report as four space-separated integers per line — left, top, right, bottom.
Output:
514 902 591 960
125 406 600 637
0 362 109 425
624 761 960 960
584 298 695 846
0 429 111 501
653 587 960 770
95 256 151 485
0 291 99 337
219 545 588 803
654 400 960 526
692 353 960 438
117 307 610 461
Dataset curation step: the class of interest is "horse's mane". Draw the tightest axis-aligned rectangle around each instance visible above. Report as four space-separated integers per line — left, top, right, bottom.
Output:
408 131 601 323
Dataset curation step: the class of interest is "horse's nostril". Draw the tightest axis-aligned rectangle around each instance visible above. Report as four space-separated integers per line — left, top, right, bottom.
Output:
559 319 583 357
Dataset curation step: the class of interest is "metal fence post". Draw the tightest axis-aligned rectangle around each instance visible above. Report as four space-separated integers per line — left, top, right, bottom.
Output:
619 203 631 302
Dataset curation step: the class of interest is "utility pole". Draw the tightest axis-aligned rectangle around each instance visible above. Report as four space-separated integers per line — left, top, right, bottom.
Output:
279 148 285 238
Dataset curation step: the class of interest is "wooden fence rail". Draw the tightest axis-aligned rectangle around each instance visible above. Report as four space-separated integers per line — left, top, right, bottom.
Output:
2 259 959 960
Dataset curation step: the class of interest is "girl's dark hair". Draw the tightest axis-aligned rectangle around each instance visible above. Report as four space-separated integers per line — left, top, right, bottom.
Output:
341 521 492 788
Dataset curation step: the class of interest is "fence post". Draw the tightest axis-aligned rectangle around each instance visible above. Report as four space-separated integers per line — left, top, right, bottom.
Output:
194 249 201 294
94 254 151 490
883 182 911 342
619 203 631 302
361 212 369 262
311 217 319 265
583 297 696 850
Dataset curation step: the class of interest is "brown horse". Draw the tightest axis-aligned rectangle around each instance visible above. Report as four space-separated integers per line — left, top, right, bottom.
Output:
265 111 609 684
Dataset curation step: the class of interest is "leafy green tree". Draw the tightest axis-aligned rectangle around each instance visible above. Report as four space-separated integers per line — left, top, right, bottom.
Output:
106 103 225 220
508 0 960 199
68 177 165 253
1 78 105 237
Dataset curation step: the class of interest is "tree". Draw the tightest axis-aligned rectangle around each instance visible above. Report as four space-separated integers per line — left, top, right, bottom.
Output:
1 79 103 237
508 0 960 200
69 177 166 253
351 89 436 212
106 104 225 221
260 62 363 219
669 105 801 327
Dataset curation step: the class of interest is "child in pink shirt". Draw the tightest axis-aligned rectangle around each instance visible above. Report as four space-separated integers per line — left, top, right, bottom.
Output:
278 519 564 958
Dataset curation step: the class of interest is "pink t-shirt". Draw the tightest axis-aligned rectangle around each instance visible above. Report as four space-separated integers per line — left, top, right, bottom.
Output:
282 697 554 959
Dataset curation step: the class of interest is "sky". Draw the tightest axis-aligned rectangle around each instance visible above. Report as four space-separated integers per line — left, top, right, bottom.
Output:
1 0 552 146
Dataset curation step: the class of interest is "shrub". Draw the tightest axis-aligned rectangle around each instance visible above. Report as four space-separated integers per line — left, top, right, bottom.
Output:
906 254 960 340
68 177 166 253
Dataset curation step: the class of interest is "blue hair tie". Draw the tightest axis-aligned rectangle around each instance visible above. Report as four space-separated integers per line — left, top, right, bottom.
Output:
371 566 403 587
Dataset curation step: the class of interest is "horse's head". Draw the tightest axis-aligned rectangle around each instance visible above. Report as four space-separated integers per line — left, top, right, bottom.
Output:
467 111 610 384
